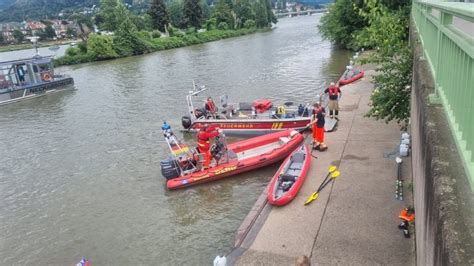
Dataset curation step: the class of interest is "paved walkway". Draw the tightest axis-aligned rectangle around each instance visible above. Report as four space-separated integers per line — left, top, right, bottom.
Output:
229 64 416 265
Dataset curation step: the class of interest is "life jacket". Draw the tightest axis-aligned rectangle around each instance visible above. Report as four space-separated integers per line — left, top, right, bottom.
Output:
276 106 286 115
197 131 210 149
328 85 338 97
206 100 215 113
399 208 415 222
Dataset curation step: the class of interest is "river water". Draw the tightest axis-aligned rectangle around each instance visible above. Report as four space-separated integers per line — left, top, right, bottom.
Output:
0 15 350 265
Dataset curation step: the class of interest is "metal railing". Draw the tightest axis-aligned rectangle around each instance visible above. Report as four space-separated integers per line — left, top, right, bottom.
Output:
412 1 474 189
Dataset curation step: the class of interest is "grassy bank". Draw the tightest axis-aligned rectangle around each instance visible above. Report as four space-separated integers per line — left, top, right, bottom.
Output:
54 28 262 66
0 40 76 53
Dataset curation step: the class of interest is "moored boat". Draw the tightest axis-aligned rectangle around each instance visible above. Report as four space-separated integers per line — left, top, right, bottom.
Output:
180 83 312 136
267 144 311 206
338 66 364 86
163 129 304 190
0 37 74 106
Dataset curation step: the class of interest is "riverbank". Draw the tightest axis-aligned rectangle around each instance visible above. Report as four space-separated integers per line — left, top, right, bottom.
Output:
228 62 416 265
54 28 264 66
0 39 76 53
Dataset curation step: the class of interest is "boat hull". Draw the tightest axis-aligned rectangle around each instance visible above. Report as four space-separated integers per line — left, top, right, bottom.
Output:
188 118 311 136
339 70 364 86
267 144 311 206
166 130 304 190
0 77 74 106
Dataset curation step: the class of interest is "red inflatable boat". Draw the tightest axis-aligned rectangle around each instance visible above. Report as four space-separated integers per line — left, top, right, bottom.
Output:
339 69 365 86
166 130 304 189
267 144 311 206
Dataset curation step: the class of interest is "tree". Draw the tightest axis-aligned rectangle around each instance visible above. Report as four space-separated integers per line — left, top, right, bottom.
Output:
318 0 367 50
113 4 150 56
0 33 4 44
254 0 268 28
169 0 186 28
149 0 170 32
69 13 94 41
13 29 24 43
201 0 212 21
99 0 121 31
235 0 254 28
183 0 203 29
66 27 77 38
87 34 118 60
131 14 153 31
212 0 234 29
264 0 277 24
45 25 57 39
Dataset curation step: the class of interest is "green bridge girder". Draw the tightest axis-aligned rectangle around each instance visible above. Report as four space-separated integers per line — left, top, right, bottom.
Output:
412 1 474 190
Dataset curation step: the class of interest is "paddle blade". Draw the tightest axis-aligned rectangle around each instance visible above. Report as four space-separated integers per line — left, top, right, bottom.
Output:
328 165 337 173
304 192 319 205
331 171 341 179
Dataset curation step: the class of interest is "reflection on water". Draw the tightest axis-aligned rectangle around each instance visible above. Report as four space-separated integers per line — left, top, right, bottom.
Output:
0 15 350 265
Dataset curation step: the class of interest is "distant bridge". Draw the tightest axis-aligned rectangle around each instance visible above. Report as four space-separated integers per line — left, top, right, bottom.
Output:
275 9 328 18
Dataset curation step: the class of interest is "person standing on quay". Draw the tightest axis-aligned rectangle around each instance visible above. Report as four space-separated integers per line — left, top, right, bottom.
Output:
320 82 342 120
307 102 327 151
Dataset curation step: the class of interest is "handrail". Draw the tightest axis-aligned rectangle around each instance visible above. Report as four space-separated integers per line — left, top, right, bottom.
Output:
412 0 474 189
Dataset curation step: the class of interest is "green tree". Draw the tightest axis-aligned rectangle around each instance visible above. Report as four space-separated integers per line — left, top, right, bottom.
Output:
131 13 153 31
254 0 268 28
69 13 94 41
357 0 412 127
243 19 255 29
0 33 4 44
113 4 150 56
87 34 118 60
183 0 203 29
264 0 277 24
45 25 57 39
318 0 366 50
13 29 24 43
367 47 412 127
235 0 254 28
169 0 186 28
212 0 235 29
201 0 212 21
149 0 170 32
99 0 122 31
66 27 77 37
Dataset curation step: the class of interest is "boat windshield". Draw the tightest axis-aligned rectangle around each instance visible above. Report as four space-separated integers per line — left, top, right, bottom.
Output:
0 57 54 89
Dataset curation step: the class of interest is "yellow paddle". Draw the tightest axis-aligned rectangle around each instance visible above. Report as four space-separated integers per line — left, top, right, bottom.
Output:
304 170 341 205
303 166 337 205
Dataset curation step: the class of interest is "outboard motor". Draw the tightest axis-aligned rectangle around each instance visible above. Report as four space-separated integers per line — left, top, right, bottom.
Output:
160 158 181 180
181 115 192 129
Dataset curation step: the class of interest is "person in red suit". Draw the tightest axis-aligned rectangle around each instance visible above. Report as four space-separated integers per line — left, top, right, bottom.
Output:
205 97 216 118
197 125 221 169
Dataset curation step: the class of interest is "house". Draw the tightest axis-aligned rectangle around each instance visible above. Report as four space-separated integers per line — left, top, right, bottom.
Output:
0 22 27 43
26 21 46 35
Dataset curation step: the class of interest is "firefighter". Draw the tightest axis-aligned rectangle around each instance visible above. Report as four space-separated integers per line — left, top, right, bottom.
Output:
197 125 221 169
320 82 342 120
306 102 327 151
205 97 217 118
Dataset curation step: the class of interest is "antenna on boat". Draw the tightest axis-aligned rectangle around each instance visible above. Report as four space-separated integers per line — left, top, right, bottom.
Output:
27 36 41 58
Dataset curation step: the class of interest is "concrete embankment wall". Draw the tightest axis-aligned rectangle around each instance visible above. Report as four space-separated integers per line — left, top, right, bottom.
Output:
410 24 474 265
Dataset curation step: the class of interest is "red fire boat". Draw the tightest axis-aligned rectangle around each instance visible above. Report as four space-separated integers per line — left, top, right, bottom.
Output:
180 83 312 136
162 129 304 190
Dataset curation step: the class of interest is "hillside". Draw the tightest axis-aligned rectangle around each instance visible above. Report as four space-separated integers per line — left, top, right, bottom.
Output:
0 0 149 23
0 0 99 22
